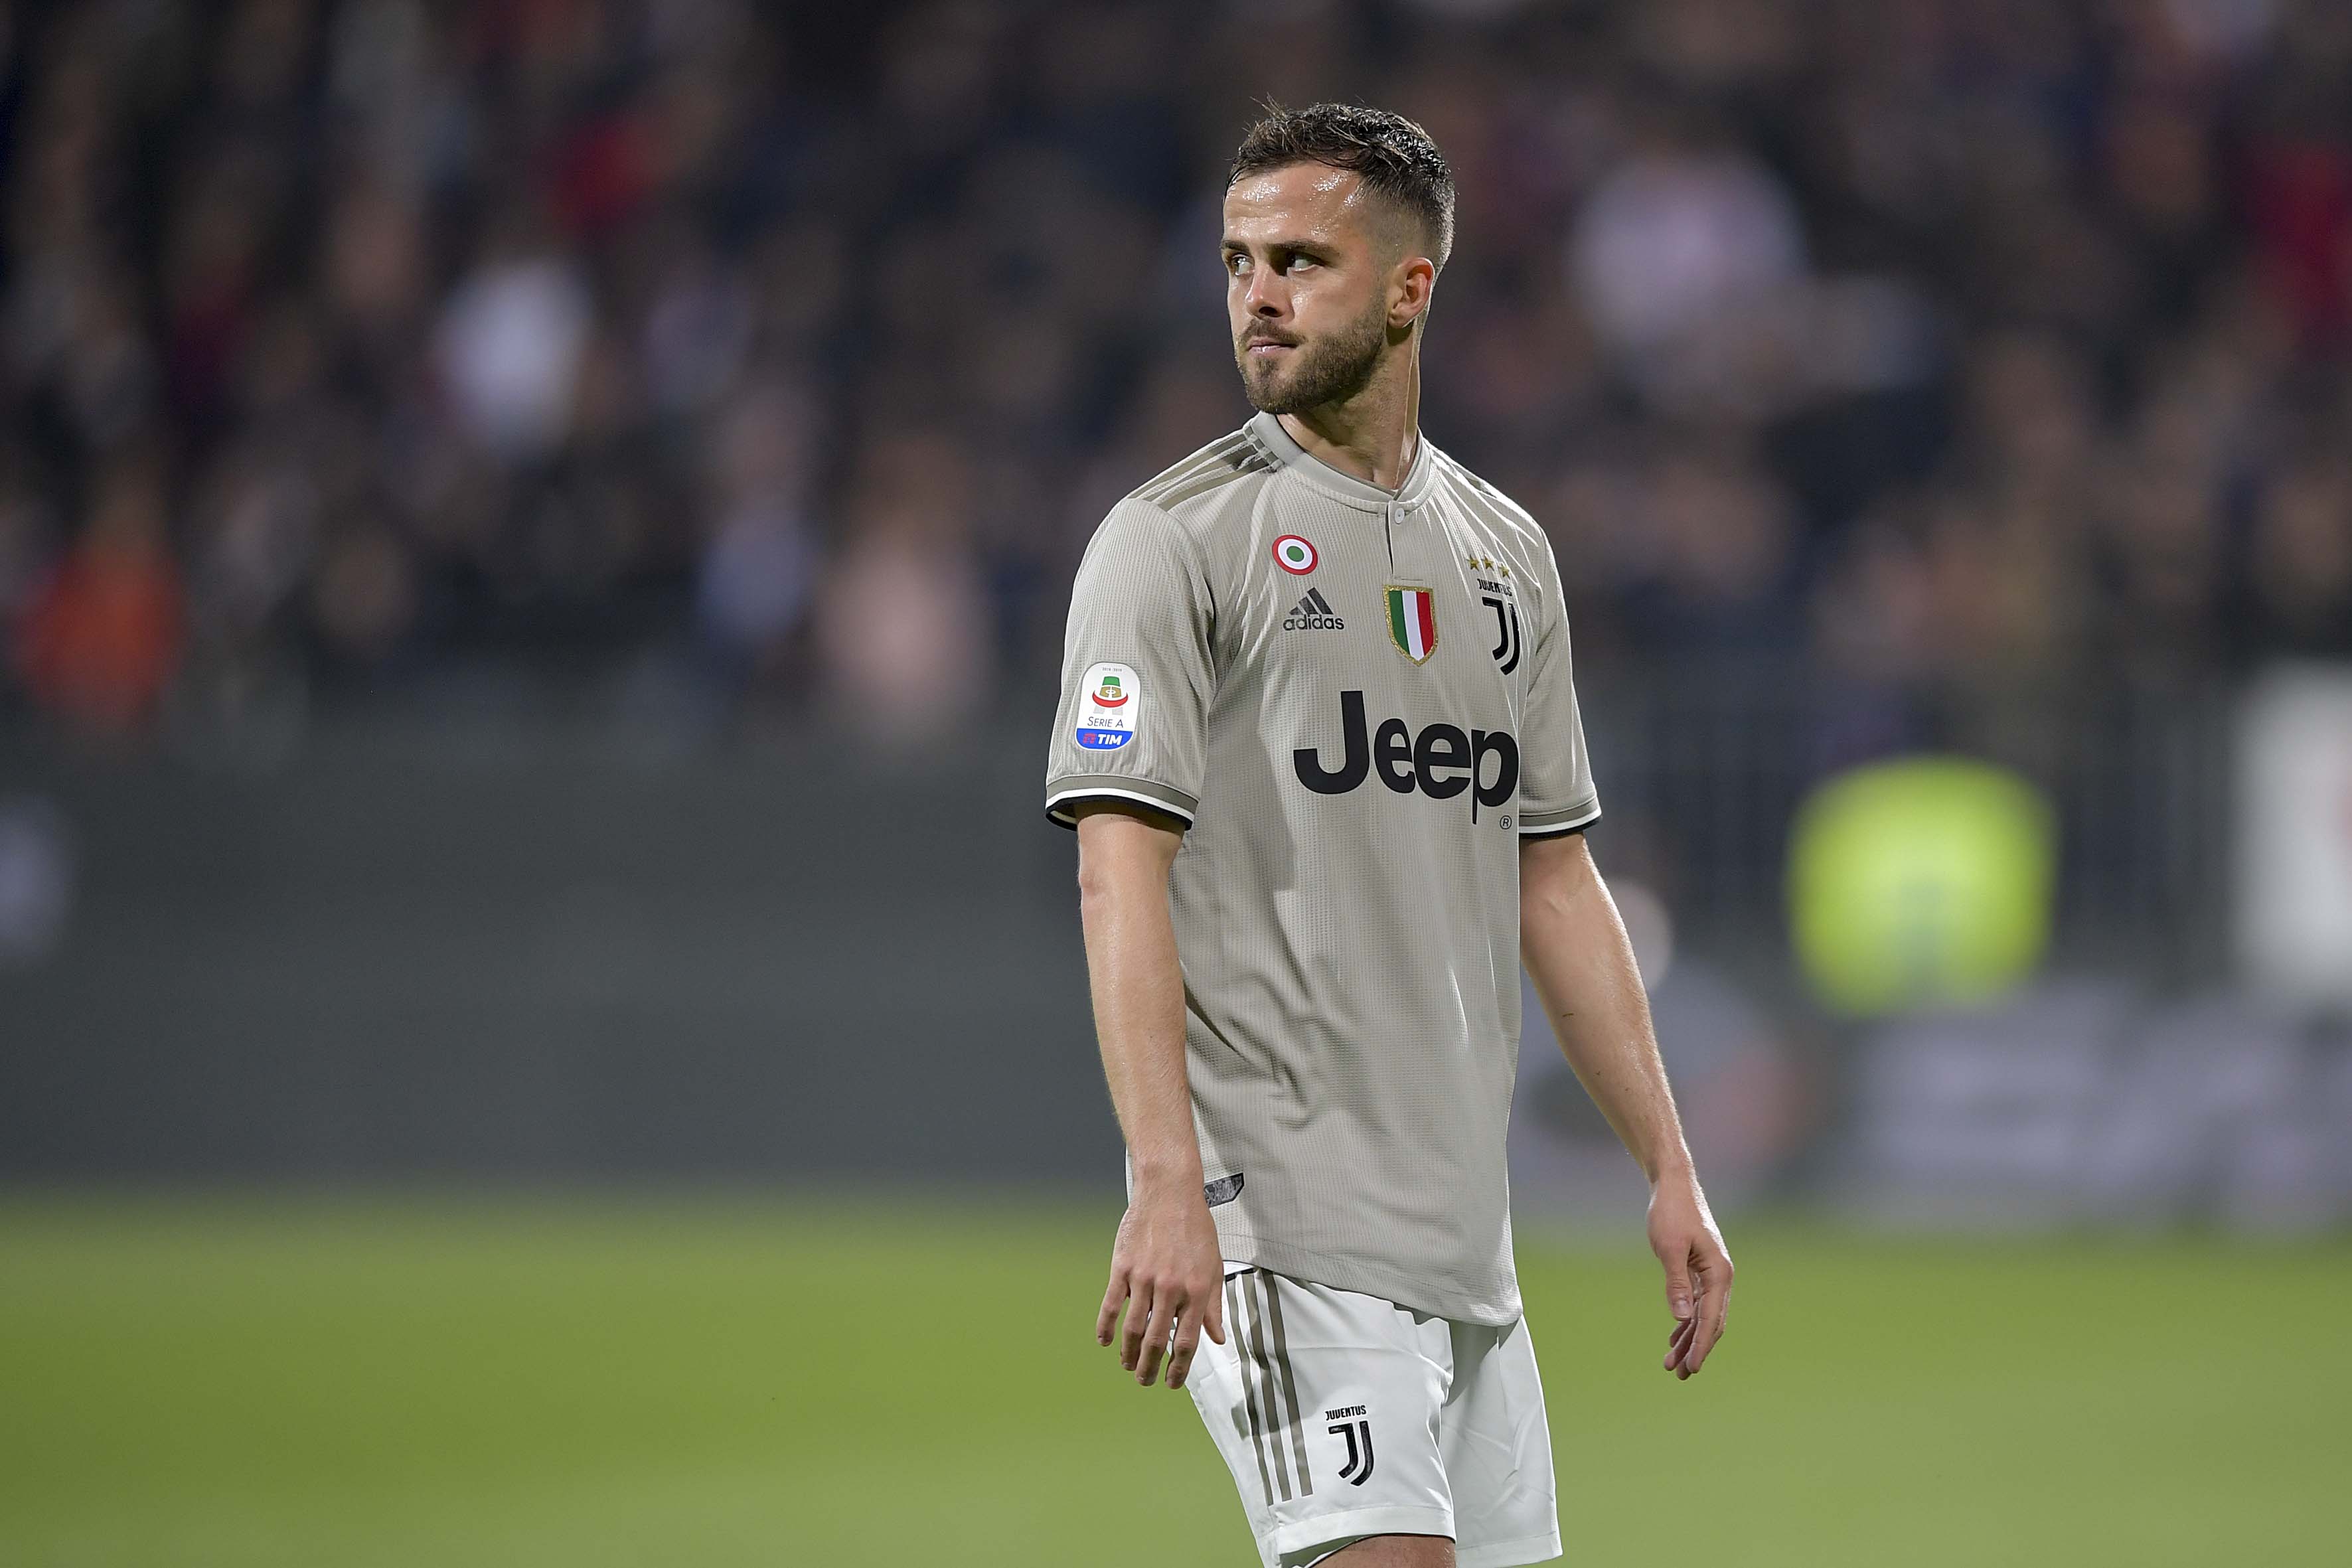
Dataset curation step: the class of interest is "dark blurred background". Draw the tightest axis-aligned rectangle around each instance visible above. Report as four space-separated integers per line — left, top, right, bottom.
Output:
3 5 2349 1565
1 0 2349 1223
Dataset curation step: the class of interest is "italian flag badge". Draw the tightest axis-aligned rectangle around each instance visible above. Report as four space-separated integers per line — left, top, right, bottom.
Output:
1385 585 1439 664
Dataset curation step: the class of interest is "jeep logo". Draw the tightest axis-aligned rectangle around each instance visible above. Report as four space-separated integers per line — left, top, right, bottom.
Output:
1293 690 1519 821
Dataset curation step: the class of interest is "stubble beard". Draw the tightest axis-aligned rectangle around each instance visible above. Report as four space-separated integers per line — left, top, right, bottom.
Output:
1237 297 1391 416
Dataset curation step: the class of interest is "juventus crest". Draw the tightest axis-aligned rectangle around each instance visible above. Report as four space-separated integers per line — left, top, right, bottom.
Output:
1482 593 1522 674
1327 1414 1375 1486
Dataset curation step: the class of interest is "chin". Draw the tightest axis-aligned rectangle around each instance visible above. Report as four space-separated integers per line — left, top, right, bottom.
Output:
1239 364 1300 414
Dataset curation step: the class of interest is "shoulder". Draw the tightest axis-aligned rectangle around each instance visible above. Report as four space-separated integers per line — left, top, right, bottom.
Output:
1084 424 1275 577
1129 426 1274 513
1425 443 1564 588
1427 445 1547 552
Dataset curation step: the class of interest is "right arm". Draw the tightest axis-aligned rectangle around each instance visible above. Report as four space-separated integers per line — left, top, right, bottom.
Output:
1075 801 1225 1391
1044 496 1220 1389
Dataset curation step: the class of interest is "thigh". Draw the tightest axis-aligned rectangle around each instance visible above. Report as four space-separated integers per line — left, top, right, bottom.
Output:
1437 1317 1562 1568
1186 1265 1458 1568
1318 1533 1456 1565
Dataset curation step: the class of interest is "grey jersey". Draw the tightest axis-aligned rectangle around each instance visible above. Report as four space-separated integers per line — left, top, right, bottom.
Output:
1045 412 1600 1325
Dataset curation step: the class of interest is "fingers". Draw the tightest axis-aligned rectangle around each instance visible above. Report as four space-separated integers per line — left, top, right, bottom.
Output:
1162 1281 1226 1391
1138 1273 1220 1387
1097 1265 1127 1348
1664 1315 1696 1373
1165 1298 1206 1390
1686 1243 1734 1376
1660 1243 1697 1379
1115 1276 1221 1388
1120 1275 1156 1373
1658 1246 1695 1325
1663 1243 1734 1379
1136 1283 1177 1385
1097 1196 1224 1390
1165 1273 1232 1391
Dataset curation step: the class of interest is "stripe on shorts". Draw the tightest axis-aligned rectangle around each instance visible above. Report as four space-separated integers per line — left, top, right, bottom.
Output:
1238 1272 1296 1501
1226 1274 1276 1506
1257 1271 1314 1495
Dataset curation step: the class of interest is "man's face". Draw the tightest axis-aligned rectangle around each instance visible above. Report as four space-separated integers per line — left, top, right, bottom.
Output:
1222 164 1400 414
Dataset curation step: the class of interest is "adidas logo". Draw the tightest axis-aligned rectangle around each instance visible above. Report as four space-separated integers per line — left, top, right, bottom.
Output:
1283 588 1345 631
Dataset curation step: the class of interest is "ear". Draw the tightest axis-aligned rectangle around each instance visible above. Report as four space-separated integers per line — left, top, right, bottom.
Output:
1389 254 1437 330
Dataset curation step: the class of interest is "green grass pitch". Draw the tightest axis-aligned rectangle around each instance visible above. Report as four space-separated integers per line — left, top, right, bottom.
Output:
1 1194 2343 1566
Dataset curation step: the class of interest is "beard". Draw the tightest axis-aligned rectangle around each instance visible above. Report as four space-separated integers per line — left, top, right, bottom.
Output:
1235 297 1391 414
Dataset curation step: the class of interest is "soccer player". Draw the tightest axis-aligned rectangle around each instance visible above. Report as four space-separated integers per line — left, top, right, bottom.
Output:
1044 104 1733 1568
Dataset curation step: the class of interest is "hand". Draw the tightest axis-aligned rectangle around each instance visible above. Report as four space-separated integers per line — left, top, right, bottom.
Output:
1648 1167 1733 1379
1096 1184 1226 1389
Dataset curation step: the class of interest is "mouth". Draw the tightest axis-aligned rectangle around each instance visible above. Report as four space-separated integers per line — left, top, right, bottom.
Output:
1244 339 1297 357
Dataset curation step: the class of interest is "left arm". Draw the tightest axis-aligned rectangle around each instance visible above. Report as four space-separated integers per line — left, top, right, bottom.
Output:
1520 830 1734 1379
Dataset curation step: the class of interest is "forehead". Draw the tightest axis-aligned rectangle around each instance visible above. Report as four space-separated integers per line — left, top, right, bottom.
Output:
1221 163 1374 244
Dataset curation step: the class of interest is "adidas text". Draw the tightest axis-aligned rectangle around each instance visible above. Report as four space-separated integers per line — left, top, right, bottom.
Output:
1284 588 1344 631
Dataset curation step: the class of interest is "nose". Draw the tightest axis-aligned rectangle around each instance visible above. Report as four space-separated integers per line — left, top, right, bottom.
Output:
1244 266 1285 319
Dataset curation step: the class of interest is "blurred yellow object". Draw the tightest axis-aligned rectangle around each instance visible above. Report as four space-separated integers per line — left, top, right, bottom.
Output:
1788 756 2055 1016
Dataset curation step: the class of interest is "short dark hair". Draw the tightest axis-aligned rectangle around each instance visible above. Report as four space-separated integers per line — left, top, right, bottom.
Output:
1230 103 1455 272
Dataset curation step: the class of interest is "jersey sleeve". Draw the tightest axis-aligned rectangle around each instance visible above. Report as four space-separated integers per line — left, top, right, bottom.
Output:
1515 533 1601 837
1043 497 1215 829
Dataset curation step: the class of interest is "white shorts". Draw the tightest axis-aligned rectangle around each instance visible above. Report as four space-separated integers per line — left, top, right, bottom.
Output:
1188 1263 1562 1568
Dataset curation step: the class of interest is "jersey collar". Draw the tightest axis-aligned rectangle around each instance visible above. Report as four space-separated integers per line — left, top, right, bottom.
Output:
1246 412 1439 513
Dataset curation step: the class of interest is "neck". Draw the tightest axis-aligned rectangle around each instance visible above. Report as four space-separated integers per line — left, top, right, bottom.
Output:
1277 337 1421 493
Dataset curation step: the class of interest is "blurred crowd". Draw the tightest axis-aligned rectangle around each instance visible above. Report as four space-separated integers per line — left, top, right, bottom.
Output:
1 0 2349 749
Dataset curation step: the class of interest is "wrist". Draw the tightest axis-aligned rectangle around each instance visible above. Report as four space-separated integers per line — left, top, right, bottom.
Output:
1646 1147 1697 1188
1130 1154 1206 1196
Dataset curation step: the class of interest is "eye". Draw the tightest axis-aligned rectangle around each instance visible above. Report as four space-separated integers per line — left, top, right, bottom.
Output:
1225 252 1249 276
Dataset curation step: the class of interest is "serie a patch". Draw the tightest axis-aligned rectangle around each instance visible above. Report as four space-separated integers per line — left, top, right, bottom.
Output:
1075 661 1140 750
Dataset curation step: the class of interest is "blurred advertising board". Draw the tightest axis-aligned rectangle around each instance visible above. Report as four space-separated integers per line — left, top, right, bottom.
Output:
1829 982 2350 1231
2236 666 2352 1005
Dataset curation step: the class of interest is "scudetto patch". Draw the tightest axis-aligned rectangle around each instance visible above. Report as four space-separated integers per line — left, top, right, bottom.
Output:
1385 584 1439 664
1203 1172 1245 1207
1075 661 1140 750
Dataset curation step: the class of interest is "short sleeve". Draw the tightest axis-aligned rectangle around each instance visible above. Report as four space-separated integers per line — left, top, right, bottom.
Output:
1515 533 1601 837
1044 497 1215 829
